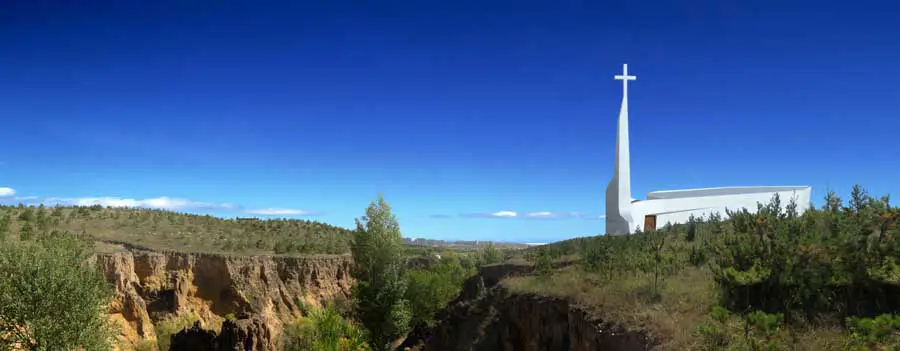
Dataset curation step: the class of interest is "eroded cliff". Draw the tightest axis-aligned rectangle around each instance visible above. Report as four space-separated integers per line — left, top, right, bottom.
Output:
400 264 658 351
93 242 352 350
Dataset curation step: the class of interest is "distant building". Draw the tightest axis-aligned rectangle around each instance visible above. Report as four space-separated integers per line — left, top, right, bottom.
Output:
605 64 811 235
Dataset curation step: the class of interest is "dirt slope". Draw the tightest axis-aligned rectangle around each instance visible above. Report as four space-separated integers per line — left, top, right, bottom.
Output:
93 242 352 350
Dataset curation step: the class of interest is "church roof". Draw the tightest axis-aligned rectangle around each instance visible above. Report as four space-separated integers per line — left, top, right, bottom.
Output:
645 186 811 200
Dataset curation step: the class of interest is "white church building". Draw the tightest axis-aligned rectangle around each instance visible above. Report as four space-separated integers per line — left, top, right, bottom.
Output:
605 64 811 235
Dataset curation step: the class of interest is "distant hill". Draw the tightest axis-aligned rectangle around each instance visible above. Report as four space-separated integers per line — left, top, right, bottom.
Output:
402 237 532 250
0 204 354 255
0 205 536 256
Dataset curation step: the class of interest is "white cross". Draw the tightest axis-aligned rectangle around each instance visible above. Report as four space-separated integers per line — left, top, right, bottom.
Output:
614 63 636 94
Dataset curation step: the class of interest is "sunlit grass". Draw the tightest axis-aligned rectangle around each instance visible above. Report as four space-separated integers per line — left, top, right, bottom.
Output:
503 265 851 350
504 266 716 349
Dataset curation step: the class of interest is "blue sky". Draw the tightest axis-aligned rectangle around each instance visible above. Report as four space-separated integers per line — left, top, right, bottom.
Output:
1 1 898 243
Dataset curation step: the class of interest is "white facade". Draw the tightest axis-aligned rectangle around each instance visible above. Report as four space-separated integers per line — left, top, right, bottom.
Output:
604 64 811 235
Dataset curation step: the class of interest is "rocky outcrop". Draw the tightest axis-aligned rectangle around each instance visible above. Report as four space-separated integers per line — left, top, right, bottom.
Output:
400 264 658 351
217 313 274 351
168 313 273 351
94 243 353 350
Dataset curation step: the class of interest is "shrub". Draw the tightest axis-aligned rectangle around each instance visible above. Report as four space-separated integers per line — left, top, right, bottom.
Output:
0 214 9 241
534 251 553 277
0 231 116 350
19 221 34 241
154 313 198 351
405 252 474 326
477 242 502 266
694 307 790 350
846 314 900 350
282 303 370 351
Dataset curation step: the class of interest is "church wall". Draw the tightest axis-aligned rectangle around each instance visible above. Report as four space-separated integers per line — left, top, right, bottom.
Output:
627 187 812 232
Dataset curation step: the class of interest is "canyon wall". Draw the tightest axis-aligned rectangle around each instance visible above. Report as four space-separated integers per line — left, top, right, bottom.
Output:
400 264 658 351
93 243 352 350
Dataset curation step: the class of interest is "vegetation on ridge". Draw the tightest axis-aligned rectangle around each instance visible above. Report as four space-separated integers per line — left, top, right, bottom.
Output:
0 204 354 255
507 185 900 350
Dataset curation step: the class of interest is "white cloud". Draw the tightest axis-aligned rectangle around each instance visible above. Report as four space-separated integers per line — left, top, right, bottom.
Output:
523 211 591 219
39 196 239 212
0 187 321 216
460 210 518 218
244 208 315 216
524 211 556 218
456 210 605 220
0 187 15 197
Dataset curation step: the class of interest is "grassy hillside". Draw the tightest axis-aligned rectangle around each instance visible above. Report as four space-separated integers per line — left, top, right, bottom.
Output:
0 204 355 255
506 185 900 350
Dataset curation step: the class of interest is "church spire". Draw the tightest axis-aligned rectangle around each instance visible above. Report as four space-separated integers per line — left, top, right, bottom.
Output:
606 64 637 235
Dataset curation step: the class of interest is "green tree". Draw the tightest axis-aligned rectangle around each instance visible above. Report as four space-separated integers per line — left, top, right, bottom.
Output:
350 195 411 350
0 231 116 350
686 214 698 241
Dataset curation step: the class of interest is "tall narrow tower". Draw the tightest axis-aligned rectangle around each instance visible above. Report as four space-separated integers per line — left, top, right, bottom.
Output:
605 64 636 235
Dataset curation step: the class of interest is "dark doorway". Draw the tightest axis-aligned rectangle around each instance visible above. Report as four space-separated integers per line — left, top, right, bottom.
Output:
644 215 657 232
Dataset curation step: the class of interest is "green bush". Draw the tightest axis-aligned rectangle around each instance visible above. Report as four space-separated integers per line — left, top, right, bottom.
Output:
282 303 370 351
846 314 900 350
694 307 790 350
19 221 34 241
405 252 475 326
477 242 503 266
535 252 553 277
0 231 117 350
710 186 900 318
154 313 198 351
